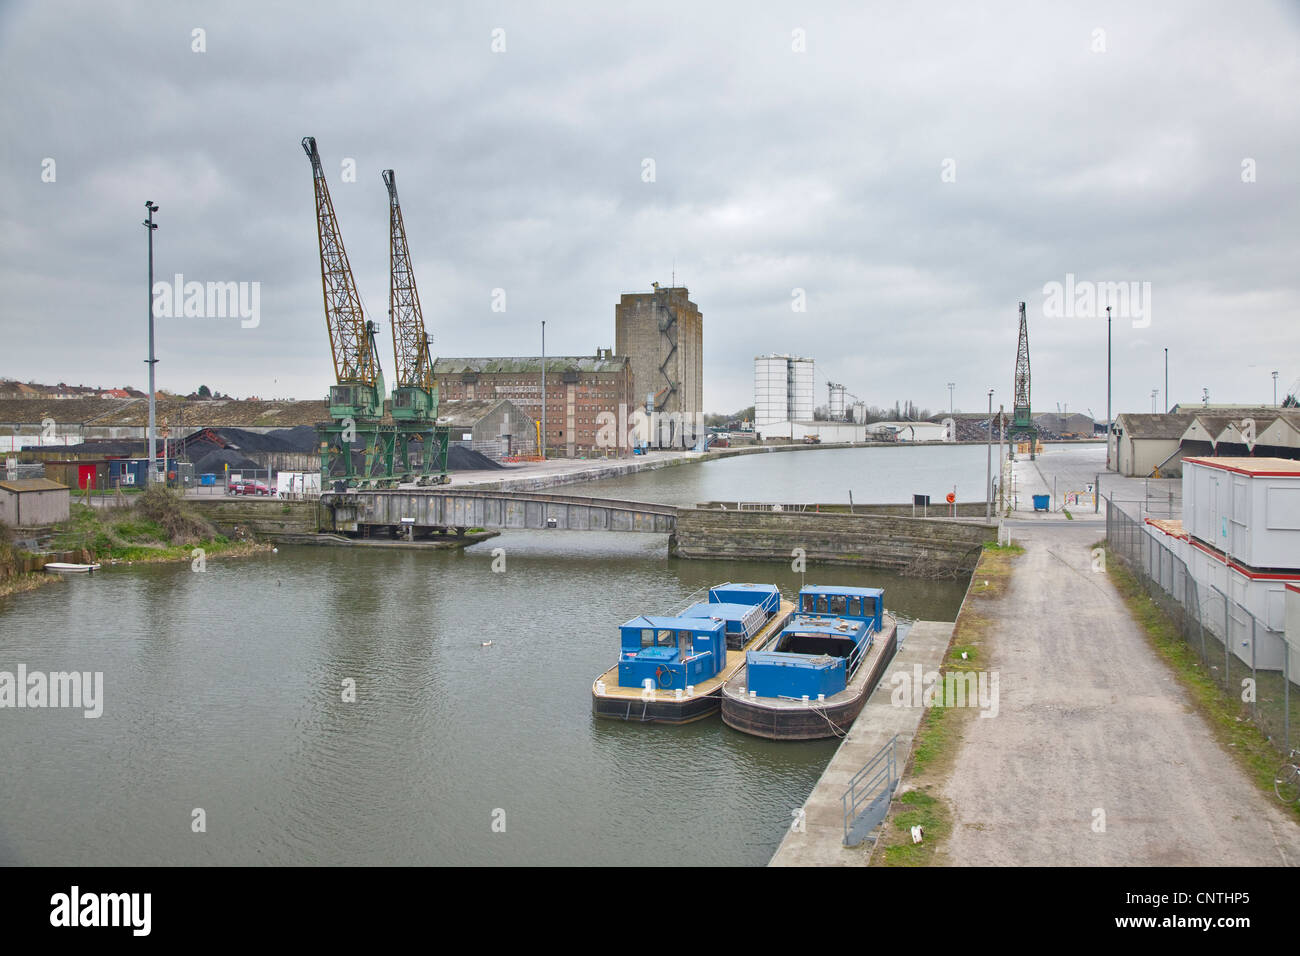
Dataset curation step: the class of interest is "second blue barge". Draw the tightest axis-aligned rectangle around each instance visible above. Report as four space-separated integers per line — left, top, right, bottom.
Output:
721 584 898 740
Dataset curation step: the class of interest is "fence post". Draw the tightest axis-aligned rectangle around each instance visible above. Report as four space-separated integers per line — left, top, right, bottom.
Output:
1216 590 1227 686
1250 612 1257 720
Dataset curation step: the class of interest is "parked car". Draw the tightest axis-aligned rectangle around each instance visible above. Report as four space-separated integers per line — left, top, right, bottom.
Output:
228 479 271 496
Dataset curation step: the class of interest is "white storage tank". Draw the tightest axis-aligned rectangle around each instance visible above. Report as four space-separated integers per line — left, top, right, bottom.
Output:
754 355 789 426
1183 457 1300 570
788 357 815 422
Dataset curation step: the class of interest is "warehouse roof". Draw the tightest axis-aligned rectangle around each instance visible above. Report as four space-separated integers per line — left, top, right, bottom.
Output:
437 398 528 426
0 478 68 493
0 397 327 427
434 355 628 375
1114 412 1196 439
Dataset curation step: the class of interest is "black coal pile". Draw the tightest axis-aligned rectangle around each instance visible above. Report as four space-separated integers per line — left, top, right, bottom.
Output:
447 446 506 471
262 425 319 453
192 448 260 475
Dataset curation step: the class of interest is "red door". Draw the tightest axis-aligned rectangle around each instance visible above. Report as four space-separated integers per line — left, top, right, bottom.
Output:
78 465 96 490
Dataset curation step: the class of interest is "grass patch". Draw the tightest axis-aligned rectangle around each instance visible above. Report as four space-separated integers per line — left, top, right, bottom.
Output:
880 789 952 866
873 544 1022 864
1106 548 1300 822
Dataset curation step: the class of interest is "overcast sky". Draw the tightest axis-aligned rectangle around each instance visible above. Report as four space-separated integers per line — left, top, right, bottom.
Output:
1 1 1296 417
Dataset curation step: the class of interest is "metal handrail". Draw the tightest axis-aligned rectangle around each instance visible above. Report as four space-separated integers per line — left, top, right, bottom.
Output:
842 734 899 846
844 621 878 680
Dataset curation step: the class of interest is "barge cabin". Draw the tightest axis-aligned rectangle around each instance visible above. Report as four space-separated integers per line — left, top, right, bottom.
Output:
592 583 794 724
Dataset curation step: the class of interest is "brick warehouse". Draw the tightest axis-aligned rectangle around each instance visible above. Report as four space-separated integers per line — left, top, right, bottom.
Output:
433 350 634 458
614 284 703 426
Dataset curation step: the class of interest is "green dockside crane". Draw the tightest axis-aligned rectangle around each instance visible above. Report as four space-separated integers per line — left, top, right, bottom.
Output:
383 168 450 484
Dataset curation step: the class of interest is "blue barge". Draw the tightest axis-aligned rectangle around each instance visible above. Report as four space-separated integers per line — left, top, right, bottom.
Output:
721 585 898 740
592 583 795 724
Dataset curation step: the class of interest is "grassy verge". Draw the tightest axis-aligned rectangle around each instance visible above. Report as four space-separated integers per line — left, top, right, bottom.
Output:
50 487 271 566
1104 546 1300 822
873 542 1021 865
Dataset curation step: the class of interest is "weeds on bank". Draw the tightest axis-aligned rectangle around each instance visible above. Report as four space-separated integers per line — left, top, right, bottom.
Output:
50 490 258 565
1105 547 1300 822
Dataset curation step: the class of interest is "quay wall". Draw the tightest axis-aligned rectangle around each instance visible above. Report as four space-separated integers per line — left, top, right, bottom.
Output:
695 500 991 518
672 509 993 577
190 499 319 539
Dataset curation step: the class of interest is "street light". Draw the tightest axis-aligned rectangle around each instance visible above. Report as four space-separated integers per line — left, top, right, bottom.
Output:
1275 370 1280 407
985 388 994 521
540 320 547 459
143 201 159 486
1105 306 1112 469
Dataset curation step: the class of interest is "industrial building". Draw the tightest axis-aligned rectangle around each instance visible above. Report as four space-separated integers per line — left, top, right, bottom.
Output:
434 351 633 458
615 284 703 426
1109 408 1300 477
438 399 537 460
0 397 326 450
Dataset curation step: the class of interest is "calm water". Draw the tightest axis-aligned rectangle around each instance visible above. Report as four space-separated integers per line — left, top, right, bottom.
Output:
0 447 972 866
582 442 994 507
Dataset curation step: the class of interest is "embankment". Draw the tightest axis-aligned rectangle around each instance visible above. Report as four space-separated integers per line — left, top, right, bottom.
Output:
190 498 319 539
672 509 994 576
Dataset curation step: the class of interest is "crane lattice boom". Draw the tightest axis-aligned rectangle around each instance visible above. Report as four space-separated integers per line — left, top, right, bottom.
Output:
383 169 434 393
1013 300 1031 427
303 136 380 393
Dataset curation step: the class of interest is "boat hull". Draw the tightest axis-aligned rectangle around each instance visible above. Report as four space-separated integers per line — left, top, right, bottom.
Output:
592 689 722 725
721 617 898 741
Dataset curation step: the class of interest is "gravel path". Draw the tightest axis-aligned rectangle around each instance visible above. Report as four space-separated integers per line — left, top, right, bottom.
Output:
939 521 1300 866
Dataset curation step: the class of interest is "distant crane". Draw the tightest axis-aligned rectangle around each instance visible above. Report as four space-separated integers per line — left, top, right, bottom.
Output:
1284 376 1300 408
1005 301 1038 457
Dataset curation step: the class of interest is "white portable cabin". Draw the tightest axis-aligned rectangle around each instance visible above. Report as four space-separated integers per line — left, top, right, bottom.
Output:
276 471 322 498
1182 457 1300 571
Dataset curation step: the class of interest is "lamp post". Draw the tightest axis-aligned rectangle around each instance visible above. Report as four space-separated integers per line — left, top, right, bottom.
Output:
143 201 159 485
1275 370 1280 407
1164 348 1169 413
1105 305 1112 469
540 320 547 459
985 388 994 521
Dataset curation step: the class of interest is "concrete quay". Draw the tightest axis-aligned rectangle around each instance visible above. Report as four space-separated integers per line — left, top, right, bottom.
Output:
769 620 955 866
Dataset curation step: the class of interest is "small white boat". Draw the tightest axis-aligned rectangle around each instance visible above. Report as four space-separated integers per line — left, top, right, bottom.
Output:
43 563 102 574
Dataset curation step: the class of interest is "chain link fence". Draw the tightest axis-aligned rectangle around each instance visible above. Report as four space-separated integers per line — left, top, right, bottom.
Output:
1106 501 1294 753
